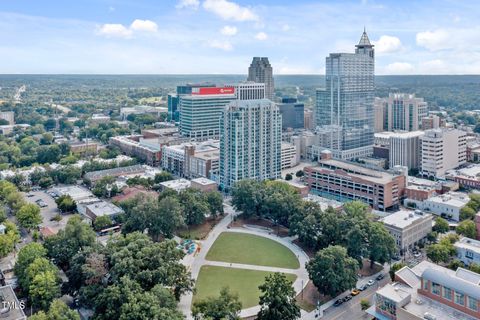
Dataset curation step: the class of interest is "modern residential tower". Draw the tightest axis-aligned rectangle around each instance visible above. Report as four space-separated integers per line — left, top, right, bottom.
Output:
374 93 428 132
247 57 274 100
219 99 282 190
315 30 375 160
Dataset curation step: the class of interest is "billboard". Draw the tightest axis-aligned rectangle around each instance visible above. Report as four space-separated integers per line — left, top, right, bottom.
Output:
191 87 235 95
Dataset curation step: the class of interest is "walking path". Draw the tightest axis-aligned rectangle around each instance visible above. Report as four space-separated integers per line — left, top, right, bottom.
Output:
178 203 310 319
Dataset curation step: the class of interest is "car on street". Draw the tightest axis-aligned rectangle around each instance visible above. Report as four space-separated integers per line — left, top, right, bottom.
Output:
27 193 35 197
376 273 385 280
333 299 343 307
413 252 422 258
351 289 360 296
343 295 352 302
358 284 368 291
367 279 375 286
35 199 47 208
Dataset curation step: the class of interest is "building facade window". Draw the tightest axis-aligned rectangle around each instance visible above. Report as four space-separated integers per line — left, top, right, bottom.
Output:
431 282 441 295
466 250 474 259
455 292 465 306
468 296 478 311
442 287 452 300
423 279 428 290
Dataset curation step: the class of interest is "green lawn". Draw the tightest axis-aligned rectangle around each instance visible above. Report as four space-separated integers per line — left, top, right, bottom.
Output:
193 266 297 309
205 232 300 269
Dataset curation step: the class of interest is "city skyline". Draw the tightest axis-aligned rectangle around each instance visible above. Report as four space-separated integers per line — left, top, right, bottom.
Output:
1 0 480 74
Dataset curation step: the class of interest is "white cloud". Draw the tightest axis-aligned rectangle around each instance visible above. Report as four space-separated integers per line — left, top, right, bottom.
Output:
374 35 402 54
255 32 268 41
282 24 290 32
130 19 158 33
203 0 258 22
208 39 233 51
176 0 200 9
96 24 132 38
220 25 237 36
384 62 414 74
416 29 451 51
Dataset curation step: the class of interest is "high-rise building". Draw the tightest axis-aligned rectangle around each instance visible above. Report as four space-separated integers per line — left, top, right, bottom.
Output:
315 30 375 160
277 98 305 130
374 131 424 170
168 83 216 122
421 128 467 178
374 93 428 132
247 57 274 100
233 82 265 100
219 99 282 190
179 87 236 139
304 109 314 130
421 114 444 130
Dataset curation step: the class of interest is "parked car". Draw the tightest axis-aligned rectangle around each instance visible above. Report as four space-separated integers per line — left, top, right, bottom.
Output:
367 279 375 286
27 193 35 198
351 289 360 296
36 200 47 208
343 295 352 302
358 284 368 291
376 273 385 281
333 299 343 307
413 252 422 258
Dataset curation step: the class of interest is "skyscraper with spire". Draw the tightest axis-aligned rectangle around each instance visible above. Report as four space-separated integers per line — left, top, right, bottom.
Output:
248 57 274 100
315 29 375 160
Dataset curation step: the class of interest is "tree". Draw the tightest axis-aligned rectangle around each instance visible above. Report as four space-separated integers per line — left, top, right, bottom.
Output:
433 217 449 233
29 270 61 310
469 263 480 274
24 257 59 295
17 203 42 230
360 299 370 310
460 206 476 221
367 222 395 267
295 170 304 177
55 195 77 213
457 220 477 239
15 243 48 291
151 196 185 239
30 299 80 320
94 215 112 231
426 244 451 263
389 262 407 281
231 180 265 218
205 191 224 218
40 132 53 145
257 273 300 320
192 287 242 320
38 176 54 189
179 188 210 226
285 173 293 181
6 191 26 214
0 220 20 257
154 171 173 183
307 245 358 296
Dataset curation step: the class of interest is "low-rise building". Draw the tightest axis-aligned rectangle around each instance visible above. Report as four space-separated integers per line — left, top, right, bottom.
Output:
405 192 470 221
90 114 110 124
446 164 480 189
84 164 161 183
160 179 191 193
304 194 343 211
85 201 124 221
109 135 163 166
51 185 95 202
367 261 480 320
304 150 406 211
120 105 167 120
69 140 100 155
380 210 433 254
190 178 217 192
0 111 15 125
0 285 27 320
455 237 480 266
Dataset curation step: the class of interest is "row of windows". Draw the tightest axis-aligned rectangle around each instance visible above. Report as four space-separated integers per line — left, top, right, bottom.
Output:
427 281 478 311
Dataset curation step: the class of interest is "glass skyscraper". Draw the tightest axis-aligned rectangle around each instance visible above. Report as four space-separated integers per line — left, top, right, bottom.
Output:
315 30 375 160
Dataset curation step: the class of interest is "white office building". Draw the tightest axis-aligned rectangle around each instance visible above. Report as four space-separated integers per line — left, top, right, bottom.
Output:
219 99 282 190
374 131 424 170
455 237 480 266
421 128 467 178
406 192 470 221
281 142 299 169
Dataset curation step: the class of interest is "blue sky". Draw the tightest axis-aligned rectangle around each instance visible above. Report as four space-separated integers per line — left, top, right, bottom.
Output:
0 0 479 74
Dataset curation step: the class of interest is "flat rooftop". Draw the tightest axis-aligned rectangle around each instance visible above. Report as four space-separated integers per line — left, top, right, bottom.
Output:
86 201 123 218
426 192 469 207
191 178 216 186
52 185 94 201
0 285 27 320
381 210 431 229
160 178 191 192
455 237 480 253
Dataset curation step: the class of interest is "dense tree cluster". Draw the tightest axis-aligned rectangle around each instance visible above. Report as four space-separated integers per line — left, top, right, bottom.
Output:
55 194 77 213
257 273 300 320
192 287 242 320
459 194 480 220
426 234 459 263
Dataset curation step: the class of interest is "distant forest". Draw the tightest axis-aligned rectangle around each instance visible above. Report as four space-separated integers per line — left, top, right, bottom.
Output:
0 74 479 111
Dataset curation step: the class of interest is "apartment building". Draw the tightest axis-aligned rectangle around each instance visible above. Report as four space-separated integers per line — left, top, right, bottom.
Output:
304 150 406 210
109 135 162 166
421 128 467 178
374 93 428 132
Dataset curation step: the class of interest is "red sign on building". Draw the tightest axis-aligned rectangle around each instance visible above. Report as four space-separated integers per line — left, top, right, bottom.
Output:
191 87 235 95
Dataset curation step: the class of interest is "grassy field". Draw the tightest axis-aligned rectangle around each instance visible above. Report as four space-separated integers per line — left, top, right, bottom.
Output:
205 232 300 269
193 266 297 309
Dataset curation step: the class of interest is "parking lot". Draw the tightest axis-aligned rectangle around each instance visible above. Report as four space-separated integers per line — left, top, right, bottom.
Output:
23 190 74 232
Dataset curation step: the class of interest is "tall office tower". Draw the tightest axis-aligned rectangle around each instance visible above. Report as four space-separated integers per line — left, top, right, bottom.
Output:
374 93 428 132
315 30 375 160
278 98 305 130
247 57 274 100
420 128 467 178
219 99 282 191
168 83 215 122
179 87 236 139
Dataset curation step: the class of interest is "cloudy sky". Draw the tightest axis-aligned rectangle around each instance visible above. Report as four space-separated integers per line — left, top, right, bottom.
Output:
1 0 479 74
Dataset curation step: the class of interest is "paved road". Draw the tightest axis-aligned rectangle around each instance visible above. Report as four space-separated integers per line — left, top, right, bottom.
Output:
178 203 310 319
